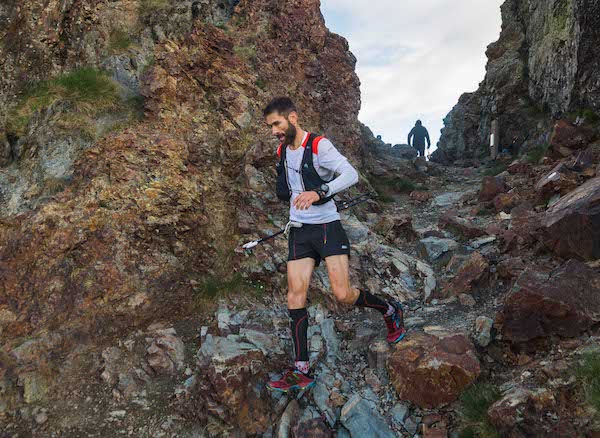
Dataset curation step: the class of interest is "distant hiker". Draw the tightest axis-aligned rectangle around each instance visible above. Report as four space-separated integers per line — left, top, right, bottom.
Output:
262 97 406 392
408 120 431 157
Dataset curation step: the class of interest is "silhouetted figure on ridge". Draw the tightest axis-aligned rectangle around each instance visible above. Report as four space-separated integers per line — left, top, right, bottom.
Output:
408 120 431 158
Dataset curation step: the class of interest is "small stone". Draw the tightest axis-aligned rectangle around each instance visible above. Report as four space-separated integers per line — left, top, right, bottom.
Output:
474 316 494 347
110 410 127 418
404 416 420 435
34 413 48 425
391 403 410 426
459 294 476 307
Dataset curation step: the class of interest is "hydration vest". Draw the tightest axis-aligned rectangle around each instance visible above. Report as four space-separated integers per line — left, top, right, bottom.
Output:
275 133 334 206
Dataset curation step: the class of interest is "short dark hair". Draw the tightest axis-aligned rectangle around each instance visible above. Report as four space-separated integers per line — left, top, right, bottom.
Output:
263 97 297 117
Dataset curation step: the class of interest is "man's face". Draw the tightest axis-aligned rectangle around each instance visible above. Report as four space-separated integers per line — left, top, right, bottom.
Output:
266 111 297 145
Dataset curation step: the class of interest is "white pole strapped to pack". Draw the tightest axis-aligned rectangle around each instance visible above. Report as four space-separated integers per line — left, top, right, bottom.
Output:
241 221 303 250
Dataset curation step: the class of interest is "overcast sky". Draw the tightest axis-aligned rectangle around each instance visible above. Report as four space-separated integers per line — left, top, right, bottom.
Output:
320 0 504 149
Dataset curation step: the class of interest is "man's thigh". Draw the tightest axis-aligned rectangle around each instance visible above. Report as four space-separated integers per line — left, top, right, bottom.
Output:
324 254 352 292
287 258 315 308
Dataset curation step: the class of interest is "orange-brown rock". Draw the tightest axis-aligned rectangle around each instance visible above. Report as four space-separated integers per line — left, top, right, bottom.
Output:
374 213 417 242
496 260 600 346
194 335 273 434
441 252 489 297
493 192 521 213
540 176 600 260
549 120 595 158
410 191 433 202
534 162 579 202
438 210 485 240
387 332 480 409
478 176 509 202
507 161 532 175
487 386 582 437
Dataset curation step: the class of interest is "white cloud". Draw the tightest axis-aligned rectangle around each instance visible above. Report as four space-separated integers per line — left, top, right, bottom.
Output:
320 0 503 149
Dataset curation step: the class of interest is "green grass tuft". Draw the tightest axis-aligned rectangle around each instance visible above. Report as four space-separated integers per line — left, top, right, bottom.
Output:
255 77 266 90
6 68 143 138
524 143 549 164
109 28 133 53
483 162 507 176
370 176 426 203
576 352 600 413
459 383 502 438
138 0 168 16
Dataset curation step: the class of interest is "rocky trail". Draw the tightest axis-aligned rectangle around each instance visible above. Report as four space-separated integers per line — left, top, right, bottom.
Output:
7 158 596 438
2 0 600 436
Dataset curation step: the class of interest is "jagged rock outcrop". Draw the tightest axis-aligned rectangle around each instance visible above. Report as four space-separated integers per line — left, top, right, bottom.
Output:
0 0 365 418
434 0 600 163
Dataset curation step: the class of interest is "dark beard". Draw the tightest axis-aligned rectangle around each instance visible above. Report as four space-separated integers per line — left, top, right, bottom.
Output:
284 123 296 146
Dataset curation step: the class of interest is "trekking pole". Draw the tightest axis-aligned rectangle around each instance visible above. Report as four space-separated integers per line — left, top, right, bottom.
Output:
241 221 303 250
336 192 376 211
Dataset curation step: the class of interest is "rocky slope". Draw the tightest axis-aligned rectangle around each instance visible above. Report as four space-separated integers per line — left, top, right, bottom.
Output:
2 0 600 437
434 0 600 163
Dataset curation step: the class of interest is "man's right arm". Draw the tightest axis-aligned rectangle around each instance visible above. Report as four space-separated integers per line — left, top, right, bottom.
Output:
407 128 414 146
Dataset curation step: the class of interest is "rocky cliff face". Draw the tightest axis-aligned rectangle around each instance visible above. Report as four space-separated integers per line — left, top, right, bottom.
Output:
434 0 600 163
0 0 365 417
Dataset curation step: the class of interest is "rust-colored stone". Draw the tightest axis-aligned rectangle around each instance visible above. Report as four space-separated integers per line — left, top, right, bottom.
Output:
493 192 521 213
387 332 480 409
549 120 594 157
410 191 433 202
496 260 600 345
442 252 489 297
534 162 579 202
479 176 509 202
541 176 600 260
438 210 485 240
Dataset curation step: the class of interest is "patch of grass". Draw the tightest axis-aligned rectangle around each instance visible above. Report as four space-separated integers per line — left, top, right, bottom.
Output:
138 0 168 16
524 143 549 164
371 176 426 203
483 162 507 176
7 68 121 136
459 383 502 438
214 22 227 30
234 44 257 65
567 108 600 124
108 28 133 53
576 352 600 414
255 77 266 90
194 272 246 300
43 176 70 194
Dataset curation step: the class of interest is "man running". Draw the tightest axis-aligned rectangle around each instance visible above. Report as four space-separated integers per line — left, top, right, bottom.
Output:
408 120 431 158
262 97 406 393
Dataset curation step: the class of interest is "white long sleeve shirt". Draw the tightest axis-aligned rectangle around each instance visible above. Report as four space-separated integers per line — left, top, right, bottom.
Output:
285 132 359 224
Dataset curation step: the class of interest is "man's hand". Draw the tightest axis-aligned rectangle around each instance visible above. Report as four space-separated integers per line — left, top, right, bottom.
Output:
293 191 321 210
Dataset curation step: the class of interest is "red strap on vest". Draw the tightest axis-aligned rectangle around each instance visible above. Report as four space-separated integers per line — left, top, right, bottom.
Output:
313 136 324 154
277 143 282 157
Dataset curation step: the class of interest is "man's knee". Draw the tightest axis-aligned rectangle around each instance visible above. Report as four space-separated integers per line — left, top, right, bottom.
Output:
287 281 308 307
332 284 355 304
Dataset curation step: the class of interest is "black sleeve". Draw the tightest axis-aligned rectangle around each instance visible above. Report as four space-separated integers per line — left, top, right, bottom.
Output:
425 128 431 147
408 128 414 146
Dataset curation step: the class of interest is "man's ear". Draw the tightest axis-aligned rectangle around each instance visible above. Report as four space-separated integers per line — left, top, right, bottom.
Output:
288 111 298 126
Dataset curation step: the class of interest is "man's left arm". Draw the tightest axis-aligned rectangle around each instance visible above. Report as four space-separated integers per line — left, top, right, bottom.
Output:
316 138 359 197
292 138 359 210
425 128 431 148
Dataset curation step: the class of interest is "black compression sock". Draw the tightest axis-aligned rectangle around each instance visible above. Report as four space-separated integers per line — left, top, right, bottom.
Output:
354 289 393 316
289 308 309 362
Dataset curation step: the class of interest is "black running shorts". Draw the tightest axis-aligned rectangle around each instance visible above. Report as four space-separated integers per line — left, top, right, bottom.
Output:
287 220 350 267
